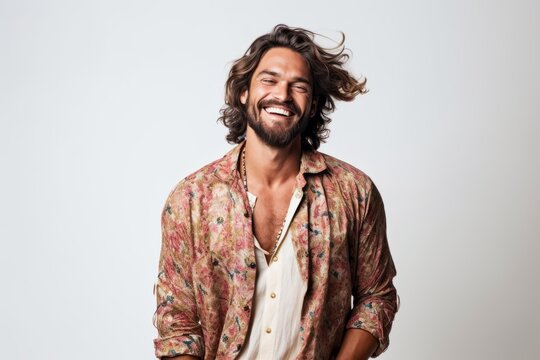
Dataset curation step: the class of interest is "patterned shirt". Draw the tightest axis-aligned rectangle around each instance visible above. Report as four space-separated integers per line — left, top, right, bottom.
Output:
153 142 399 359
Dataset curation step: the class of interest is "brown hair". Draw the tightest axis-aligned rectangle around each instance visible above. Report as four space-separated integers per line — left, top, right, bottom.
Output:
218 24 367 151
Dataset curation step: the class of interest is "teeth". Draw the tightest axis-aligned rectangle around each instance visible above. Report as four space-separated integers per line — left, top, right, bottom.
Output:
266 107 291 116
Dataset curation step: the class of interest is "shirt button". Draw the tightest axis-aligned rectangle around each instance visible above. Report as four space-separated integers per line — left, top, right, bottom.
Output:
272 256 278 262
270 292 276 299
249 262 256 269
266 327 272 334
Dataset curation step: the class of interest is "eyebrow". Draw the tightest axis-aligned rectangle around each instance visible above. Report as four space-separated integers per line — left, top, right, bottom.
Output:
256 70 311 85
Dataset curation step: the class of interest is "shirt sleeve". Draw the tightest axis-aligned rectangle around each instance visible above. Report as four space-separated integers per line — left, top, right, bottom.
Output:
346 181 399 357
153 186 205 359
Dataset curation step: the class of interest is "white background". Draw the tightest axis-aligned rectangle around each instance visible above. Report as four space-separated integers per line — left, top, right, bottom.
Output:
1 0 539 359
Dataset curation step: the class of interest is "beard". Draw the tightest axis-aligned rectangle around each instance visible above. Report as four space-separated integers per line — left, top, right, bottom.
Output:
245 98 310 148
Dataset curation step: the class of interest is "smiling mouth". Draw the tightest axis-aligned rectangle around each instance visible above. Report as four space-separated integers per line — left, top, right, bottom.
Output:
264 106 294 117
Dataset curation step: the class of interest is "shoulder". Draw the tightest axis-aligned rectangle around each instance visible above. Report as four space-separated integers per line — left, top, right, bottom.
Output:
316 152 386 221
181 156 228 189
319 152 376 194
163 151 234 214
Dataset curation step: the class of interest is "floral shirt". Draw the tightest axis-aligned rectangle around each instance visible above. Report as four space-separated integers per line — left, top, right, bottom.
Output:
153 143 398 359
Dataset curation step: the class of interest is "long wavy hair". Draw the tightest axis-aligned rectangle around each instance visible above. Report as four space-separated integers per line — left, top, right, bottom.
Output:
218 24 367 151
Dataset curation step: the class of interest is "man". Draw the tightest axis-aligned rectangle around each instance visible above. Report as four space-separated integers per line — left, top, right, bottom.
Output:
153 25 398 359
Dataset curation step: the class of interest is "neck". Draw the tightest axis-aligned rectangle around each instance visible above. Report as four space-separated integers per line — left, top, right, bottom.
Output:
243 127 302 190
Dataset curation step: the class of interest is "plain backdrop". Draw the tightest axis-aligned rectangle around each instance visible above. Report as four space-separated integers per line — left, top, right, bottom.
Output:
1 0 539 359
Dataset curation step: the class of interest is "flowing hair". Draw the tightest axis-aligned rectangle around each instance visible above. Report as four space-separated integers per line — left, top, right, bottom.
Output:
218 24 367 151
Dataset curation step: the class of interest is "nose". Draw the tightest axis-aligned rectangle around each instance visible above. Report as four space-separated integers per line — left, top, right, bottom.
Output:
272 81 292 102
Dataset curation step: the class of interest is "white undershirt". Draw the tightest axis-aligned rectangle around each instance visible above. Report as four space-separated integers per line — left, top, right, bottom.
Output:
237 189 307 360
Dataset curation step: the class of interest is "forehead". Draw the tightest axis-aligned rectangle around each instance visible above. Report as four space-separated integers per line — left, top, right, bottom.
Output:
254 47 311 80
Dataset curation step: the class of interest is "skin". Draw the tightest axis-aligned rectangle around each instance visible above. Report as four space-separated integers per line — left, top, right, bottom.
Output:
166 47 378 360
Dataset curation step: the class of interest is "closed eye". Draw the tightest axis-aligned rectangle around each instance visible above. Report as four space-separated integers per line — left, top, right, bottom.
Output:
293 84 308 93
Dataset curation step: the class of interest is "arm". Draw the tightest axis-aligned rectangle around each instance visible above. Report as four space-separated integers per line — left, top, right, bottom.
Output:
336 328 379 360
340 181 399 358
153 186 205 359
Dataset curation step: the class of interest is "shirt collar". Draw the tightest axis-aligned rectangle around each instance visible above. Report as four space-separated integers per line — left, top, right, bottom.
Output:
213 141 328 185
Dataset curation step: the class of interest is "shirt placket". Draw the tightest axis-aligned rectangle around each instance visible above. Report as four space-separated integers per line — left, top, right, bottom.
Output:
257 188 304 359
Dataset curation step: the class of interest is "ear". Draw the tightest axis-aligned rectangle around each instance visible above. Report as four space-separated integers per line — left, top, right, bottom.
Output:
240 89 248 105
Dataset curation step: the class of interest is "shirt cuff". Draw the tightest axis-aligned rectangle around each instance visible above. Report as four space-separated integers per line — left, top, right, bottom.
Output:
154 334 204 358
346 299 395 357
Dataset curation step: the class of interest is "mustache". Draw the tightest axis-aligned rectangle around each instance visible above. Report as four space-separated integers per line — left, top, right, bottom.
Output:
257 99 299 115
